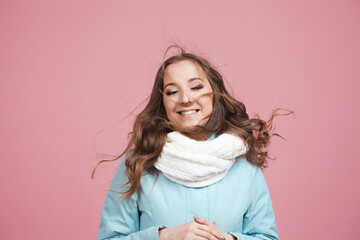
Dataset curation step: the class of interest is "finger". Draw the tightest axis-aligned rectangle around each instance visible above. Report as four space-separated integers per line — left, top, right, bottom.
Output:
195 235 208 240
192 221 222 240
197 224 223 240
194 237 208 240
194 217 214 227
193 218 225 239
195 228 221 240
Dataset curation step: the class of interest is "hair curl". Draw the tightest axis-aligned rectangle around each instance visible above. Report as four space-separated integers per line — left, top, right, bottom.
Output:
92 45 293 201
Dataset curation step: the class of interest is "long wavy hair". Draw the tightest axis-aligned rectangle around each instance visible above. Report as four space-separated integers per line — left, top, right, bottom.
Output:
92 45 292 201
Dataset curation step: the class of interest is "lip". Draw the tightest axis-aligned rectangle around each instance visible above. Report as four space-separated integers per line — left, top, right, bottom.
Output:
177 109 199 117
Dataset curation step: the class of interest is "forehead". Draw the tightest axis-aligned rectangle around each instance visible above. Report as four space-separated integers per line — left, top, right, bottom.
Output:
163 60 207 84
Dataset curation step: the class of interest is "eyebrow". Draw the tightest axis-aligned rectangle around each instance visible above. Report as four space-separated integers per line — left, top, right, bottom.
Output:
163 78 203 90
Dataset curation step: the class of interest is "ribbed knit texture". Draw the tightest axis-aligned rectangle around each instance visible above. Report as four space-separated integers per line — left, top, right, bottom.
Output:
154 131 247 187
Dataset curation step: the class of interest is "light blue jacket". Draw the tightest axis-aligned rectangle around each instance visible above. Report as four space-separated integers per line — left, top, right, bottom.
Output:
97 152 279 240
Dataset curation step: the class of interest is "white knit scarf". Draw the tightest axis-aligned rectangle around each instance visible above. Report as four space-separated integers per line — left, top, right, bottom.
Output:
154 131 247 188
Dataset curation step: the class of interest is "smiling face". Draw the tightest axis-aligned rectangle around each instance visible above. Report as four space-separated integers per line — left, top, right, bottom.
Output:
162 60 213 129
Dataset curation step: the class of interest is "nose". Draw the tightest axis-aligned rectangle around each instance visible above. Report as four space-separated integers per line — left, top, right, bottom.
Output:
179 91 192 104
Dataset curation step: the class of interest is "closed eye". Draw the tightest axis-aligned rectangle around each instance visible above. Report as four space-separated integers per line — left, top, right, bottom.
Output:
191 85 204 90
166 90 178 96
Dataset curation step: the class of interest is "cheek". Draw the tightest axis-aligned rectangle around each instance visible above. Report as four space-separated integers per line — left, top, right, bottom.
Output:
163 98 174 115
199 96 213 114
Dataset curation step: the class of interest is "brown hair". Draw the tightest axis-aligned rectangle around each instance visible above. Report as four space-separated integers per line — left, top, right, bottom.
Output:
92 45 293 201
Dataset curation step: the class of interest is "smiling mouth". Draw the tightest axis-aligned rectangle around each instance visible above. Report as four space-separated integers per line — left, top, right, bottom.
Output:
177 109 199 115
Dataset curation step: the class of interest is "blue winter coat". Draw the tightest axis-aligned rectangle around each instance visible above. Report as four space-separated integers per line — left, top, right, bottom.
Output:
97 152 279 240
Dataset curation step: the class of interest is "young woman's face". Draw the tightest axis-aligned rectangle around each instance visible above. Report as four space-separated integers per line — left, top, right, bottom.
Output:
163 60 213 129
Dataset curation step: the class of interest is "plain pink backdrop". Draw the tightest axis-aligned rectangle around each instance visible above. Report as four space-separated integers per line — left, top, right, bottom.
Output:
1 0 359 239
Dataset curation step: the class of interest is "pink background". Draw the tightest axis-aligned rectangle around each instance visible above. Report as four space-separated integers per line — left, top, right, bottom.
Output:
1 0 359 239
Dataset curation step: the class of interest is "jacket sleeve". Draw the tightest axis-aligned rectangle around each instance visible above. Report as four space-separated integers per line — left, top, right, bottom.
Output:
97 158 162 240
229 167 279 240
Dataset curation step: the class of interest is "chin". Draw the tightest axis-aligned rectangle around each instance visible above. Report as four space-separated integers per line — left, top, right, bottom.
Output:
177 121 206 130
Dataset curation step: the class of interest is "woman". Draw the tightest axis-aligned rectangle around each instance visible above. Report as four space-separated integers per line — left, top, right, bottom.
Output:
94 46 281 240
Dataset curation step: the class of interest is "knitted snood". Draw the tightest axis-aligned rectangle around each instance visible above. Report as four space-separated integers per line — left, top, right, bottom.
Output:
154 131 247 188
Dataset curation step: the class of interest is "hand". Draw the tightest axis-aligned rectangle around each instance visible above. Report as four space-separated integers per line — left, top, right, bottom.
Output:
194 217 235 240
158 219 224 240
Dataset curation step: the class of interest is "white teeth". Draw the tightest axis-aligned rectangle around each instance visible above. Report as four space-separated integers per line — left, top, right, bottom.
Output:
180 110 197 115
